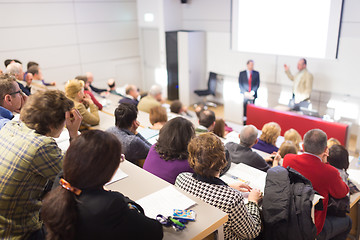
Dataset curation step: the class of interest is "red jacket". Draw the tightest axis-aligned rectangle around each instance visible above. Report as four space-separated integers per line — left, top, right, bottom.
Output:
84 90 103 110
283 153 349 234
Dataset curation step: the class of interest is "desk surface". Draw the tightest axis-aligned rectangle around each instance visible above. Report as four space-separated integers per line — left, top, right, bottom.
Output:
106 160 228 240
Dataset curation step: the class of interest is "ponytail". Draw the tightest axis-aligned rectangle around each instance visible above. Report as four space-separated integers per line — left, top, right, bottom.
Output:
41 186 78 240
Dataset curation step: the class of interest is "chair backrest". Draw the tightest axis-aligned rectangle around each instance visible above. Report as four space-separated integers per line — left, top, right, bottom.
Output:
208 72 217 96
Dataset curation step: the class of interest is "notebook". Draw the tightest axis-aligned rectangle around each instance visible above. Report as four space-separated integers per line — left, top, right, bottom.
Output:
136 186 197 219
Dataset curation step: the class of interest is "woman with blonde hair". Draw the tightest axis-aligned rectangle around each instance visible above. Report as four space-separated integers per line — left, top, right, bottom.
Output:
284 128 302 152
149 106 167 130
253 122 281 154
65 79 100 128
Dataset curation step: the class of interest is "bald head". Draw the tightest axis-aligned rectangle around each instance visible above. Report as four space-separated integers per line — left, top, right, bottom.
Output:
86 72 94 83
126 85 139 99
240 125 258 148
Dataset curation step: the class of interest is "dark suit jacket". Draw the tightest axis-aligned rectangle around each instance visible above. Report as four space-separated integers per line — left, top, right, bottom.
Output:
225 142 270 172
75 189 163 240
119 97 139 107
238 70 260 99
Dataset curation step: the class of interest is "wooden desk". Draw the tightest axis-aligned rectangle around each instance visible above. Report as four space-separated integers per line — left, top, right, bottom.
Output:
106 161 228 240
348 159 360 239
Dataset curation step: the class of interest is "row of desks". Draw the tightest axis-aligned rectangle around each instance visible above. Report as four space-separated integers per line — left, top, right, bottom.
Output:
57 90 360 239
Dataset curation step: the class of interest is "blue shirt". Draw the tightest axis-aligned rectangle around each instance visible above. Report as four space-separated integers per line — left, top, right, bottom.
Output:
252 139 279 154
0 106 13 130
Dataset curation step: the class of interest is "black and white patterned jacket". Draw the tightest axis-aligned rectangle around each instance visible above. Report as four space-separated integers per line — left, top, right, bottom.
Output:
175 172 261 240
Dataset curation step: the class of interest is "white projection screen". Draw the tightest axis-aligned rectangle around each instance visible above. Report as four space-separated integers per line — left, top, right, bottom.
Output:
231 0 344 59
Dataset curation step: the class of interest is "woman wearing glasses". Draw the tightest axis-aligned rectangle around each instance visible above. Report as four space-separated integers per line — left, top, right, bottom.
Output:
41 130 163 240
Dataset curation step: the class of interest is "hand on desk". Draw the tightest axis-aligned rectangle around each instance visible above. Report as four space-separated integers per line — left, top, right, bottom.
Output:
229 182 252 192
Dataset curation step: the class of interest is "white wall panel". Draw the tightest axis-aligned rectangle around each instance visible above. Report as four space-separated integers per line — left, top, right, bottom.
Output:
0 25 77 52
74 2 137 23
43 65 83 85
79 40 139 63
182 20 229 32
342 0 360 22
77 21 138 43
1 45 80 69
0 3 75 27
181 0 230 21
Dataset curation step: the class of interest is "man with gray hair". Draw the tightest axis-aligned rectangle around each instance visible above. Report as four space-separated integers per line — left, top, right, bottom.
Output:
138 85 163 113
225 125 279 172
6 62 31 96
283 129 351 239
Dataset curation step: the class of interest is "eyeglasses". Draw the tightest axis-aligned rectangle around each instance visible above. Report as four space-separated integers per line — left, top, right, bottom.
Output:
9 90 22 96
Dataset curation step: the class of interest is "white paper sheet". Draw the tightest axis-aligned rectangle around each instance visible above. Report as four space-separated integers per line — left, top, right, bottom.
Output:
136 186 197 219
221 163 267 193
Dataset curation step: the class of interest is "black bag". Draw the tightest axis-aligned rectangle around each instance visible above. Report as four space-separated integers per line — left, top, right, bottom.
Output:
327 195 350 217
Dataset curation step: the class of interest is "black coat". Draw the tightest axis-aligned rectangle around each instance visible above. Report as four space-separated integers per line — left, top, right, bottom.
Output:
262 166 318 240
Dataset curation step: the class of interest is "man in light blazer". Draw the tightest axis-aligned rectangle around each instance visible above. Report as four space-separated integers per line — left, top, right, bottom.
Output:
239 60 260 123
284 58 313 111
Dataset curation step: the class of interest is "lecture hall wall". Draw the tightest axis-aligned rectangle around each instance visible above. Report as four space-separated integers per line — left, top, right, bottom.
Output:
0 0 141 89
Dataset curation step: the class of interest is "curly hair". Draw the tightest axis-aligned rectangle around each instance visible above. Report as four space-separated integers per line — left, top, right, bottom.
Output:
155 117 194 161
188 132 227 178
20 90 74 135
65 79 84 99
259 122 281 145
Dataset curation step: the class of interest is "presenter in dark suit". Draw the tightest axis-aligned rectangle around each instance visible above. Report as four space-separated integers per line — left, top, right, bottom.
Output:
239 60 260 123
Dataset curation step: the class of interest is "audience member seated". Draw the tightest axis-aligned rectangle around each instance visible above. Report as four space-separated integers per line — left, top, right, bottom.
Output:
326 144 351 218
149 106 168 130
252 122 281 154
27 62 56 86
65 79 100 127
6 62 31 96
278 140 298 158
75 75 103 110
284 128 302 152
327 144 349 183
143 117 194 184
41 130 163 240
327 137 341 148
107 78 123 96
170 100 190 116
0 90 81 239
195 109 216 134
119 85 140 106
175 133 262 239
0 74 27 129
213 118 225 138
283 129 351 239
226 125 279 172
106 103 151 165
86 72 108 95
138 85 163 113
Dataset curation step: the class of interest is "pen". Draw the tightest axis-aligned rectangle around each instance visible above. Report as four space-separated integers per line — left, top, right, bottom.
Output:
169 217 185 228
